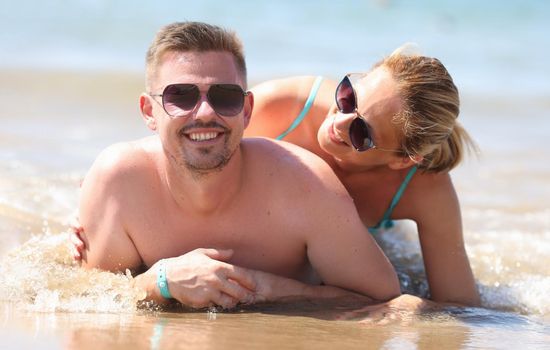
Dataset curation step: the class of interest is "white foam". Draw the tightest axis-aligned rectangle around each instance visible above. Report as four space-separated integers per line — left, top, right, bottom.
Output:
479 275 550 315
0 233 144 313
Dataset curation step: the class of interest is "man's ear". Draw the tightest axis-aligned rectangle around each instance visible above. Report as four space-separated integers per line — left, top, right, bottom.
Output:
243 91 254 129
388 154 423 170
139 93 157 131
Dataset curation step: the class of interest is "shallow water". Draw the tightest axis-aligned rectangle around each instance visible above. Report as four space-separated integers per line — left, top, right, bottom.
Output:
1 301 548 350
2 1 550 349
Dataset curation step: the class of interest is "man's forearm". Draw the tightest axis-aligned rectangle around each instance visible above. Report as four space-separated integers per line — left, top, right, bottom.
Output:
132 264 371 307
249 270 373 304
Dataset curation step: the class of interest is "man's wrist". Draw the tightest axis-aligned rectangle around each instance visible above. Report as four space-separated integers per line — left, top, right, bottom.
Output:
157 259 173 299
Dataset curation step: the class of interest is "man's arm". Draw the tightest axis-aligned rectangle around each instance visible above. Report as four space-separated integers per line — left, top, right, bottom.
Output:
71 223 365 305
289 153 401 301
304 194 401 301
79 143 143 272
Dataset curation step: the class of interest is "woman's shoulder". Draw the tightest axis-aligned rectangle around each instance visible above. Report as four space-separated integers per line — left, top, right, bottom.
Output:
251 76 324 97
410 170 454 192
251 76 335 112
246 76 336 139
399 170 458 219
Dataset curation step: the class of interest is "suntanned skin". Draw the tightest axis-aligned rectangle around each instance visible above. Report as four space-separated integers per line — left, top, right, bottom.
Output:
246 71 480 306
79 51 399 308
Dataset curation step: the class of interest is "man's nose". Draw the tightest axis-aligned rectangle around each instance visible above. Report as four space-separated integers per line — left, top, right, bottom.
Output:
192 94 218 122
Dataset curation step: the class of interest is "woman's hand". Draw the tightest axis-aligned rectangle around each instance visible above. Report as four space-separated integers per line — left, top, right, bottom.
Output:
69 217 85 262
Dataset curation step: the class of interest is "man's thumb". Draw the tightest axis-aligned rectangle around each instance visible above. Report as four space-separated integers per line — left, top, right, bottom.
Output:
202 248 234 261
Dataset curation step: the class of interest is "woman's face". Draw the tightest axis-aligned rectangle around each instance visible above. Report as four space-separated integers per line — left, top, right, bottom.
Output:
317 67 404 171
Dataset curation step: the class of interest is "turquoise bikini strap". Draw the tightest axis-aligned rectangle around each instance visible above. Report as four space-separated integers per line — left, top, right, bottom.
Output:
276 76 324 140
379 166 418 224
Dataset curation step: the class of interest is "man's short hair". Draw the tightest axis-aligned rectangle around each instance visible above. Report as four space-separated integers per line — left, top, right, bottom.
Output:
145 21 247 90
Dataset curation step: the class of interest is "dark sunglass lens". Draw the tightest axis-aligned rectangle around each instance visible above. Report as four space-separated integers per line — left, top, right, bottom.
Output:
208 84 245 116
335 77 356 114
162 84 199 116
349 118 372 151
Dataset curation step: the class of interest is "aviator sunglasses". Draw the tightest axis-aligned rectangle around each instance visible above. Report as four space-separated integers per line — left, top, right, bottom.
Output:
335 74 402 153
149 83 249 118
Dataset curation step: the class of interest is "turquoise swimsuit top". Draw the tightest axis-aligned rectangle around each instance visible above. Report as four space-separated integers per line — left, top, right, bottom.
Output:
275 76 324 140
275 76 417 234
367 166 417 234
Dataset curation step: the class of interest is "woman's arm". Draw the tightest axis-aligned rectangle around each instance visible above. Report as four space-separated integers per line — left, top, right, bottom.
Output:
411 174 480 306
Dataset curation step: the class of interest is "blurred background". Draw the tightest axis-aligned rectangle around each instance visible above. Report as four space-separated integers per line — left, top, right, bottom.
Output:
2 0 549 92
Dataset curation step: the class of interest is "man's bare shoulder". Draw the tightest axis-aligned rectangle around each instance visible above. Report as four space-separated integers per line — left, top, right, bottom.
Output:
91 136 158 174
241 138 350 199
82 136 160 193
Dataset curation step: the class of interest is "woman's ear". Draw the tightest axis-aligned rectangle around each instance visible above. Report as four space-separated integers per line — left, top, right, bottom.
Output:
243 91 254 129
140 93 157 131
388 154 423 170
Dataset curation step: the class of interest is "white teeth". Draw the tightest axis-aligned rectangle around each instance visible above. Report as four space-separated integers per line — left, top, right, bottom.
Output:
189 132 219 141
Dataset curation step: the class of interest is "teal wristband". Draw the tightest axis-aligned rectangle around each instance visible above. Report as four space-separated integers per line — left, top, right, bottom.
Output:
157 259 173 299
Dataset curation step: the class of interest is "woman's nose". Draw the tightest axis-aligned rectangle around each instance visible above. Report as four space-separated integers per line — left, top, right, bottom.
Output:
332 110 356 131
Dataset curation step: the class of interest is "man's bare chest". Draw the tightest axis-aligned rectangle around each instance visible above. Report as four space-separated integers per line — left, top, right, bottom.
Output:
126 205 310 278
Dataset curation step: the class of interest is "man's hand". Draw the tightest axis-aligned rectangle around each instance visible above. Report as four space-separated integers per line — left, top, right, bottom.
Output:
141 248 257 309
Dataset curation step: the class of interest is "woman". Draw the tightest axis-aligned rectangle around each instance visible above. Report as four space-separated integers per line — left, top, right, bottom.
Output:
245 48 480 306
72 47 480 306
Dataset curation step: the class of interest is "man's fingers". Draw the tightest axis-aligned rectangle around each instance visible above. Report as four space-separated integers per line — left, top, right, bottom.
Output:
224 265 257 292
211 291 238 310
202 248 234 262
219 278 254 303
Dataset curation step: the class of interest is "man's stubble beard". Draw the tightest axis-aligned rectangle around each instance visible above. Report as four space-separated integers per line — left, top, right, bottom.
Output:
185 143 234 174
177 131 239 179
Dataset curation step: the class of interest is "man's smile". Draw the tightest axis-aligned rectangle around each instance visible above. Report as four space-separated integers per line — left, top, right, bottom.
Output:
188 131 221 142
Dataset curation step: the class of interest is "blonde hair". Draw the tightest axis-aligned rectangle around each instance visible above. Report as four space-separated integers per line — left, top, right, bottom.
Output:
376 46 477 172
145 22 247 90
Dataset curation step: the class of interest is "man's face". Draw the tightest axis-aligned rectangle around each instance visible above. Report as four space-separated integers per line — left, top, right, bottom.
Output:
148 51 251 174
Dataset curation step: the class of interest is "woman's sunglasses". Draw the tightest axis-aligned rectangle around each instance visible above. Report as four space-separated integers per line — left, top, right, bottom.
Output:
149 83 249 118
335 74 402 153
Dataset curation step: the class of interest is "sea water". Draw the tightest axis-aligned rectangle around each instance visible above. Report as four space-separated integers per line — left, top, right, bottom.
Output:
1 1 549 349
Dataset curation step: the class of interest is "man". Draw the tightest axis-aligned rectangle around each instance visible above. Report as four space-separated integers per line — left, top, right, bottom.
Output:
79 21 399 308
